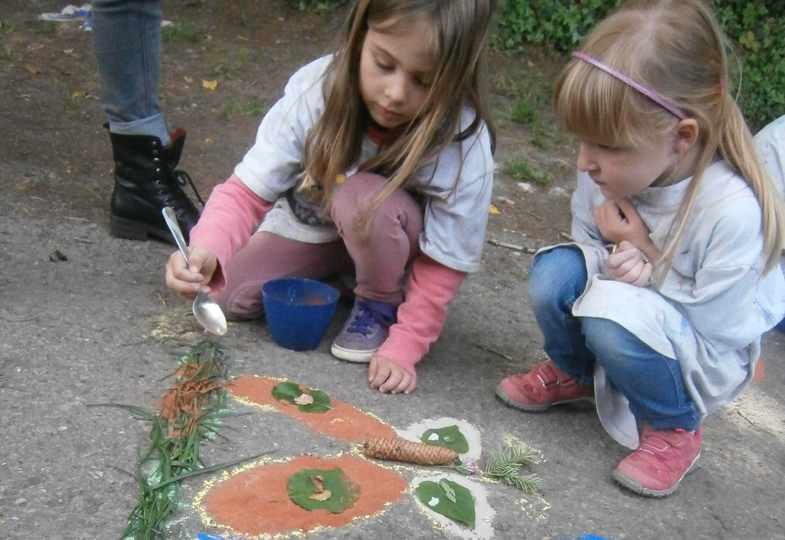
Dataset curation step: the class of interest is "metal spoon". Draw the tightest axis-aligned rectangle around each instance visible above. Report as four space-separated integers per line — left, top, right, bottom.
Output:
162 207 227 336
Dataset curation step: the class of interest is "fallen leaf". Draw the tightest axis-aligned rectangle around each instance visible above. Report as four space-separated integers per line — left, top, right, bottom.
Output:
294 393 314 406
26 65 40 75
202 79 218 90
489 204 500 215
309 490 332 501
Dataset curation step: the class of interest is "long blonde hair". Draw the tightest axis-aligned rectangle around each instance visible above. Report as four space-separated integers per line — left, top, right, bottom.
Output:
301 0 497 221
554 0 784 276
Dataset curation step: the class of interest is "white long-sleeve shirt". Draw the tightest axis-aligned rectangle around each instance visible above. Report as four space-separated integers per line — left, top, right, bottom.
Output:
548 163 785 448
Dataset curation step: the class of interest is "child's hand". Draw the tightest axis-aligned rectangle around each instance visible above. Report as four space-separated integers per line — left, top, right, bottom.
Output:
165 245 218 298
606 240 652 286
594 198 651 248
369 355 417 395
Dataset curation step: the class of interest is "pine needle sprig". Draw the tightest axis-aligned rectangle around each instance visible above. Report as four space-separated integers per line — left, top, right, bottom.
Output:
483 444 542 494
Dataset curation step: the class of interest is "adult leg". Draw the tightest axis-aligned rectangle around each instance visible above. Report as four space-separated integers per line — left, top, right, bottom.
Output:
329 172 423 361
214 232 354 320
92 0 200 243
92 0 168 142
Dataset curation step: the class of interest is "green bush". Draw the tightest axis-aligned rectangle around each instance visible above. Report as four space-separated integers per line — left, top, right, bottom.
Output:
494 0 784 131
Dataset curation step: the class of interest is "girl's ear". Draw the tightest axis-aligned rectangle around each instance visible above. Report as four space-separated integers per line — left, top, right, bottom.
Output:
674 118 699 155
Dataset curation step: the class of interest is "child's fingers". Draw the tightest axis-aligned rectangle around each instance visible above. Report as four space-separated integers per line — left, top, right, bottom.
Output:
165 251 203 296
631 261 653 287
376 368 404 393
369 356 415 394
368 357 392 389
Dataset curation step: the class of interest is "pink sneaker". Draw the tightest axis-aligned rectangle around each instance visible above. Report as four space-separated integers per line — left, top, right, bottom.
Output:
612 426 702 497
496 360 594 412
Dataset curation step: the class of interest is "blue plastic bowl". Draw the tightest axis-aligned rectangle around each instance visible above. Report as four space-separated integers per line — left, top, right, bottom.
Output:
262 278 340 351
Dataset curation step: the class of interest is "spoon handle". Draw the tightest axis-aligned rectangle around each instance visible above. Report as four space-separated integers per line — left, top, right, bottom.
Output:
162 207 191 266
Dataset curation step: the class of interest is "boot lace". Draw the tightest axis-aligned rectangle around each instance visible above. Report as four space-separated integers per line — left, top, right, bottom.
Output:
174 169 205 206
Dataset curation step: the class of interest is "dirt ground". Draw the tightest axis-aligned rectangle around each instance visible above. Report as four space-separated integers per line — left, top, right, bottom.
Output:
0 0 574 248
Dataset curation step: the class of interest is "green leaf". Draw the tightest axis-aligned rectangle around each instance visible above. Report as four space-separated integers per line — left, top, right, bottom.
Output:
300 389 331 413
421 425 469 454
271 382 332 413
416 479 475 529
271 381 302 402
439 479 456 503
288 468 360 514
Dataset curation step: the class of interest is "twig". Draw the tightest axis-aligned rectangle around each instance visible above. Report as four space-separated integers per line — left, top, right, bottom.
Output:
558 231 574 241
0 315 39 323
487 238 537 254
736 410 778 437
473 343 513 361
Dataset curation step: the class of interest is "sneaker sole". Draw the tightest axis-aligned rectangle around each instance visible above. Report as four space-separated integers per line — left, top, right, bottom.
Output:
330 343 376 363
611 454 700 498
495 384 594 412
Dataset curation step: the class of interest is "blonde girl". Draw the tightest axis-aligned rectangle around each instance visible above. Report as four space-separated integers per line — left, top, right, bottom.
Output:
497 0 785 497
166 0 497 395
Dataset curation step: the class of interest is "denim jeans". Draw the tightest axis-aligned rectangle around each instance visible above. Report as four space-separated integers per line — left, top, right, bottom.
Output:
529 246 701 431
91 0 170 144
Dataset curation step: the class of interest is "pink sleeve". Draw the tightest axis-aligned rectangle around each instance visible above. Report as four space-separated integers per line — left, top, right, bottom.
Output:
189 174 275 293
377 255 466 375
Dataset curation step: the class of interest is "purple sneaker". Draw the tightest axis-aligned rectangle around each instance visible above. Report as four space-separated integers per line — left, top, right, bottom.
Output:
331 297 397 363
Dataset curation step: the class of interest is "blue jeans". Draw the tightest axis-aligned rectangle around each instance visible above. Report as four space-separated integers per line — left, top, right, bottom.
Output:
529 246 700 431
91 0 170 145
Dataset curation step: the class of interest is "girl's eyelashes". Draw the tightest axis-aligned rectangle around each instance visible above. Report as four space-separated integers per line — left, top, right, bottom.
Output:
375 60 394 72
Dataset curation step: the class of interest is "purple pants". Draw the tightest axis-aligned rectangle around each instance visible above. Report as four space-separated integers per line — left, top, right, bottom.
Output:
215 172 423 320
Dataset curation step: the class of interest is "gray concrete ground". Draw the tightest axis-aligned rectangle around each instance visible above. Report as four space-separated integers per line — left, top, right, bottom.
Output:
1 175 784 540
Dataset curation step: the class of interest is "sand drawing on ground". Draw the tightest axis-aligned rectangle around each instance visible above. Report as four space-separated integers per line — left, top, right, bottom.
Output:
193 375 547 539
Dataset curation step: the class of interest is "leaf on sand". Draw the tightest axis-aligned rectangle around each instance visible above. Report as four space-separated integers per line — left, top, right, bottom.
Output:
421 425 470 453
288 468 360 513
272 381 331 413
416 479 475 529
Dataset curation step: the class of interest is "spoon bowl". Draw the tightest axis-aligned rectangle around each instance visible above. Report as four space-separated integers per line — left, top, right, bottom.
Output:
162 207 227 336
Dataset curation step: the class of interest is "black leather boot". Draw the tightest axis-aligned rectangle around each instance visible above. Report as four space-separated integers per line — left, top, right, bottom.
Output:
108 128 203 243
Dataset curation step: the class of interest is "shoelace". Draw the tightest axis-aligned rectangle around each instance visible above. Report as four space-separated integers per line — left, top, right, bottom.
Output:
174 169 205 207
347 300 397 335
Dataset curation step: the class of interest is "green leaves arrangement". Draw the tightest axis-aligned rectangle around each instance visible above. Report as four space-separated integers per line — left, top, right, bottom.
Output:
272 381 331 413
288 468 360 513
420 425 469 454
484 445 542 494
91 340 270 540
416 479 476 529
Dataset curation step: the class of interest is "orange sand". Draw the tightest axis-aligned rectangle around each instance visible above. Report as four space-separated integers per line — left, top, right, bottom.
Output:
228 375 398 442
203 455 408 537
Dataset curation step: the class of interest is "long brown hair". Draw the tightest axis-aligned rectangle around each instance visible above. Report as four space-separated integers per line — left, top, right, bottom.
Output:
554 0 784 277
301 0 497 222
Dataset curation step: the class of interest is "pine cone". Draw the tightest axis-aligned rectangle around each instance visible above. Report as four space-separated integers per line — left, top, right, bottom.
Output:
363 436 458 465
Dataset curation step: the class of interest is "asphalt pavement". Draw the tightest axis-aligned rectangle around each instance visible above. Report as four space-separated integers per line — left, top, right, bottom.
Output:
1 164 784 540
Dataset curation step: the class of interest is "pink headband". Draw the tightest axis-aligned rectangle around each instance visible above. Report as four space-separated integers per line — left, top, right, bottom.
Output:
571 51 687 120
